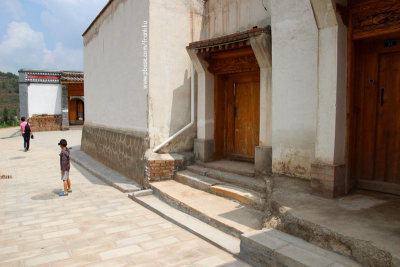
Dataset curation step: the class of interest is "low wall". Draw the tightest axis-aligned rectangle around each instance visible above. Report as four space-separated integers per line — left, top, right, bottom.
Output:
81 124 149 186
29 115 62 132
144 152 186 183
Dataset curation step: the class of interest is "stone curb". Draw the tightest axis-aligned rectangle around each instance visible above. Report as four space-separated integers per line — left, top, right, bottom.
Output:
240 229 362 267
70 148 142 193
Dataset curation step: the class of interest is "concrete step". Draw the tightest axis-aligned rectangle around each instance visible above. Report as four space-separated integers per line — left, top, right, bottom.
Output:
196 160 256 177
187 165 266 193
240 229 361 267
175 170 266 210
128 193 241 255
149 180 264 238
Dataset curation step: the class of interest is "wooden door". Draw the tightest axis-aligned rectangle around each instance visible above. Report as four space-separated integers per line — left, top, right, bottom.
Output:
210 47 260 161
76 100 84 121
69 99 77 122
226 72 260 161
374 52 400 183
353 35 400 195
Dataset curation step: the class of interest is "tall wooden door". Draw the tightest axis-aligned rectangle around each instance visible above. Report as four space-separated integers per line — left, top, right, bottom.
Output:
353 36 400 195
224 72 260 161
374 52 400 183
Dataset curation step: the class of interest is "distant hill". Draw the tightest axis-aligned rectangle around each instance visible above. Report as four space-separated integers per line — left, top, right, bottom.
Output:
0 71 19 126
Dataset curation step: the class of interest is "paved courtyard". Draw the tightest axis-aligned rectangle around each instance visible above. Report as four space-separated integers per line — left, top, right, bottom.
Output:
0 128 247 267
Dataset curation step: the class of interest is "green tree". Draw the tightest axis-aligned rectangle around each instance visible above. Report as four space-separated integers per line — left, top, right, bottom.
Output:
2 107 9 125
1 82 5 89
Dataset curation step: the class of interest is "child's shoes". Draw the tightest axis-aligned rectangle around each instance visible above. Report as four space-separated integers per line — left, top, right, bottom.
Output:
67 189 72 193
59 191 68 196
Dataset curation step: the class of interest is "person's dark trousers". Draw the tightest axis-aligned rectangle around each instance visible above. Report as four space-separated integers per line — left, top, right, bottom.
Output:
23 134 30 151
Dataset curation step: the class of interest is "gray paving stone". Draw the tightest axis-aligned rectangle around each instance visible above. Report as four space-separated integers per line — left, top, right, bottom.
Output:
0 129 249 266
115 234 152 247
98 245 142 260
24 251 70 266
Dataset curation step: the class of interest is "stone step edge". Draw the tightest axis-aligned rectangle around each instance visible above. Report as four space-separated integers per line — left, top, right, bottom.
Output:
268 199 396 267
128 193 241 256
70 150 142 193
239 229 361 267
195 160 255 177
187 165 266 193
149 183 244 238
174 170 265 210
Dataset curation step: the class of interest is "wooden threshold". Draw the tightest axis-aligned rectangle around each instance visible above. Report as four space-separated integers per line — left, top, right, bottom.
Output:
357 180 400 196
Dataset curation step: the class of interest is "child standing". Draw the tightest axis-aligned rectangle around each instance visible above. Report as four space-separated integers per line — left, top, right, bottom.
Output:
58 139 72 196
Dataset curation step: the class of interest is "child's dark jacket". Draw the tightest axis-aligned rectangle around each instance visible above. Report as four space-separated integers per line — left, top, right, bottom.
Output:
60 148 70 171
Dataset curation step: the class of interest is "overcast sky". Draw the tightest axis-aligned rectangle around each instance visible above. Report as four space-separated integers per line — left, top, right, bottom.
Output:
0 0 108 74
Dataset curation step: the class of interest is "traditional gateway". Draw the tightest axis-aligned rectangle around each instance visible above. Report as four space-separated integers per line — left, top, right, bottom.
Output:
18 69 84 131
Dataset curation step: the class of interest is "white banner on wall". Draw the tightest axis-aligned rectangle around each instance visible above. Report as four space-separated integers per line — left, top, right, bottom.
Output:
28 84 62 117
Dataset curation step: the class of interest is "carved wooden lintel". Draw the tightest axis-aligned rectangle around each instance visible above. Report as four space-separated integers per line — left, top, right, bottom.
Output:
207 54 259 75
205 47 259 75
350 1 400 38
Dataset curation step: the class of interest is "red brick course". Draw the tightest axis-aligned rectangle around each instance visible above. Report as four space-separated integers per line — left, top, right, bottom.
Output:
310 163 345 198
145 159 183 182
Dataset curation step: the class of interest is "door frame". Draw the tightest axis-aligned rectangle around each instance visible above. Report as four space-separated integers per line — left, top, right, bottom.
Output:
205 46 260 161
346 0 400 195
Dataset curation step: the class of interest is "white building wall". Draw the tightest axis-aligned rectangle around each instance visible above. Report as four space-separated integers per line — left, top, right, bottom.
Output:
28 84 61 117
148 0 203 151
83 0 149 132
204 0 271 39
270 0 319 178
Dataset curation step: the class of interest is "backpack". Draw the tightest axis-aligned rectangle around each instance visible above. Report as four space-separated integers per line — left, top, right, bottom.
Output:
24 123 31 135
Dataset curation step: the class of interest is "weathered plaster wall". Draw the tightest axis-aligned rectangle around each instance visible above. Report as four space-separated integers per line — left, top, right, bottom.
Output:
312 0 348 165
203 0 270 39
270 0 318 178
83 0 149 132
27 84 62 117
148 0 203 152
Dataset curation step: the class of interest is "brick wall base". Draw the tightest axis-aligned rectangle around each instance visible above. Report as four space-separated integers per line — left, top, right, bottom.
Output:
310 162 345 198
29 115 62 132
144 152 185 183
81 124 149 186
